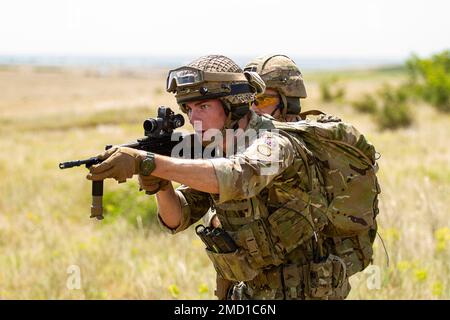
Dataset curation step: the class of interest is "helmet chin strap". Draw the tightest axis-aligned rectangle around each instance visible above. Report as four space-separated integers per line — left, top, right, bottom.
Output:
215 101 251 156
224 112 235 128
280 94 289 121
221 101 251 130
270 94 287 120
270 102 283 116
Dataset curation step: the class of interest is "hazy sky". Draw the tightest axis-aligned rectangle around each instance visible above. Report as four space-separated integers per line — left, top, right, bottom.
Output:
1 0 449 58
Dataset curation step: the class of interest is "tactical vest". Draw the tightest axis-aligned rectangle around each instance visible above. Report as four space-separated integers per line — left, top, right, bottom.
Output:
203 111 381 300
203 115 351 299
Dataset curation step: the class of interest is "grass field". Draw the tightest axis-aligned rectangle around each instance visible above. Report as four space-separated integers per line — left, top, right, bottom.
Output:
0 65 448 299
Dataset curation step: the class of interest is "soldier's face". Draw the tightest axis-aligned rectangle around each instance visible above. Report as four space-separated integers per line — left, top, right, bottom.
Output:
185 99 227 136
252 88 281 118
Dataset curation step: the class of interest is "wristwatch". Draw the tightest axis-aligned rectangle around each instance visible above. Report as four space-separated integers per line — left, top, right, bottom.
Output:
139 152 156 176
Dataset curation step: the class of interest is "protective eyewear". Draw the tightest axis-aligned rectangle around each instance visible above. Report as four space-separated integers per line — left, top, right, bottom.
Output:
254 94 280 109
166 67 248 92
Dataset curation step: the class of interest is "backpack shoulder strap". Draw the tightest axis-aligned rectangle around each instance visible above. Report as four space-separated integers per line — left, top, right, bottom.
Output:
298 109 325 120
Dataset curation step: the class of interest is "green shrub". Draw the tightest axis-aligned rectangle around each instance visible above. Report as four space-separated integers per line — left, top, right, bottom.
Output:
377 102 413 130
352 94 378 114
319 77 346 102
375 84 414 130
406 50 450 112
378 83 409 105
319 81 332 102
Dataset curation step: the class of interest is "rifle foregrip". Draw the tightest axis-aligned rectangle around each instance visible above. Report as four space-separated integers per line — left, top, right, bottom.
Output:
90 180 104 220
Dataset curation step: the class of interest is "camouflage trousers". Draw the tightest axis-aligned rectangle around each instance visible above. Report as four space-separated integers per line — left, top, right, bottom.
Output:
215 256 350 300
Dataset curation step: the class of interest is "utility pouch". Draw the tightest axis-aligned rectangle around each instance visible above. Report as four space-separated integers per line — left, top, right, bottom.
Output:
235 219 283 269
332 234 373 277
196 224 238 253
328 254 350 299
210 227 238 253
308 257 334 298
267 199 314 253
214 274 233 300
205 248 259 282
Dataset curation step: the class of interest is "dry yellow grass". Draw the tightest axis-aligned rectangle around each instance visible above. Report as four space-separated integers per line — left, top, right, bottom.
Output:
0 66 448 299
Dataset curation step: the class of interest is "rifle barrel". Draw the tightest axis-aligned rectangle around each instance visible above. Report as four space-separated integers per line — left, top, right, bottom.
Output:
59 157 101 169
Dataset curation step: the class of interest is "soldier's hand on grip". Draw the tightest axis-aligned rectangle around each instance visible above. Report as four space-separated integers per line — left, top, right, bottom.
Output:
86 147 144 183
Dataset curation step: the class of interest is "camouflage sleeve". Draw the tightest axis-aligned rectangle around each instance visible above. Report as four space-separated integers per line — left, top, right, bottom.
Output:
157 184 211 234
209 131 296 204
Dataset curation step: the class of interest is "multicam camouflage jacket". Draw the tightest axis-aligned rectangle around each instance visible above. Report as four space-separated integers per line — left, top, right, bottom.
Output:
158 110 350 300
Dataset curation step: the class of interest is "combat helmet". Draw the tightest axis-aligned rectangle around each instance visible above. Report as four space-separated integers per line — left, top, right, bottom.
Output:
166 55 265 127
244 54 306 116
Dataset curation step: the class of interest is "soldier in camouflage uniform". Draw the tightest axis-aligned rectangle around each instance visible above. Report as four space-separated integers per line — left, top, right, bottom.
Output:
245 54 307 122
206 54 308 228
87 55 350 300
203 54 351 299
243 54 353 300
204 54 309 295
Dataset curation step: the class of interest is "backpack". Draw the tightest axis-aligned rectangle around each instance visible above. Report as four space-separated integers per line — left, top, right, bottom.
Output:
273 111 381 276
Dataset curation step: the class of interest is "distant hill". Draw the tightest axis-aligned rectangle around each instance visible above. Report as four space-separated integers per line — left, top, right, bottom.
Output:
0 54 403 71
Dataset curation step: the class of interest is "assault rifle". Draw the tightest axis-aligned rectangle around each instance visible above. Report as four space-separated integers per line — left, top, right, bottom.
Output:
59 106 186 220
